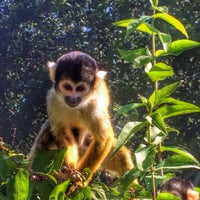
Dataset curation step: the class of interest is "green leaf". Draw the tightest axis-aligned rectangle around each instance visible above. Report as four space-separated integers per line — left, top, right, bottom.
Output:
53 147 67 171
131 184 152 199
90 184 108 200
30 173 56 199
157 192 181 200
147 126 167 145
160 146 200 165
155 100 200 118
118 48 152 67
149 82 181 109
115 103 144 117
149 0 158 7
7 168 29 200
154 6 168 13
136 23 158 35
155 49 166 57
31 147 67 173
0 152 17 179
118 169 140 195
147 112 167 134
119 48 147 62
135 145 156 171
49 179 71 200
158 32 171 51
138 94 148 105
71 186 91 200
156 40 200 57
113 19 135 27
126 16 152 37
162 97 200 106
166 127 179 134
81 186 92 200
138 94 152 111
147 62 174 81
167 39 200 56
155 155 200 170
112 121 147 156
154 13 188 38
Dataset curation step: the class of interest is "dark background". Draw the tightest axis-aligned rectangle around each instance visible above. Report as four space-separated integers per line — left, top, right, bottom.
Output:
0 0 200 174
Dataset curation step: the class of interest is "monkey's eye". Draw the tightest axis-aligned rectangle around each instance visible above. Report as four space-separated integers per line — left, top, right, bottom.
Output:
64 84 72 91
76 85 85 92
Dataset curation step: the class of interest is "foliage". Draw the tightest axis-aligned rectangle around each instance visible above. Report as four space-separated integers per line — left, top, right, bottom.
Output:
112 0 200 199
0 141 122 200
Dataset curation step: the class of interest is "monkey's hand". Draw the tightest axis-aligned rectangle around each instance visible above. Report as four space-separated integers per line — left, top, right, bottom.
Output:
55 165 89 196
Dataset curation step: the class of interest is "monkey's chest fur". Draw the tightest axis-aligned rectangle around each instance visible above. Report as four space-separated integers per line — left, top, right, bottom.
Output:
46 88 108 151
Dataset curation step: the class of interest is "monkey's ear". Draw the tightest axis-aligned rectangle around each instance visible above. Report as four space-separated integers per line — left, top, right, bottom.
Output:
96 70 107 79
47 61 57 83
187 189 199 200
94 70 107 89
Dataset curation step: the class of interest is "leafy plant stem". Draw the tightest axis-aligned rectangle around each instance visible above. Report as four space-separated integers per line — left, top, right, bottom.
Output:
152 9 156 66
114 0 200 199
147 123 151 144
152 5 164 179
158 143 164 175
148 122 156 200
150 6 157 200
155 80 158 91
150 166 156 200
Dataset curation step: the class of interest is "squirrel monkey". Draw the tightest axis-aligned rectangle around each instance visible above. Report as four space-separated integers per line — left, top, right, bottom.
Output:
30 51 133 183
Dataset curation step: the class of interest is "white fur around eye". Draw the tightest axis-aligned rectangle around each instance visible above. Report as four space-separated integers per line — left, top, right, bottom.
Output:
58 81 75 94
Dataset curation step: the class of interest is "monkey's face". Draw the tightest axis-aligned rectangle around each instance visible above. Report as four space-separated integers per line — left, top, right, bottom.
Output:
58 79 91 107
47 51 105 108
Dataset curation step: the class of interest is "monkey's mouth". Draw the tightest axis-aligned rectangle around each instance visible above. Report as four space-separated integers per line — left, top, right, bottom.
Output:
67 102 79 107
64 96 81 107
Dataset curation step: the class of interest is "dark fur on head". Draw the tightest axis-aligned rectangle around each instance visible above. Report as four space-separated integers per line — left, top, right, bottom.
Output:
55 51 97 86
159 178 194 200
